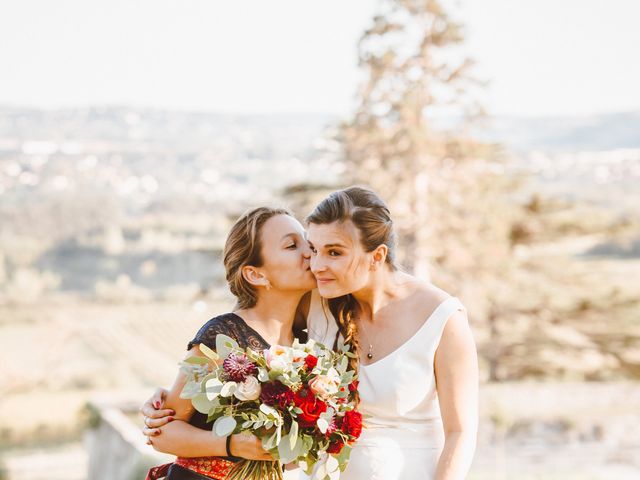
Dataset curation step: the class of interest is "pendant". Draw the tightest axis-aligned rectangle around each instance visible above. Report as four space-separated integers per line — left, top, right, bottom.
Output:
367 353 373 359
367 344 373 359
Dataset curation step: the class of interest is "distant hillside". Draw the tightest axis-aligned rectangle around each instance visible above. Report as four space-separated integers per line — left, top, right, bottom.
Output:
476 110 640 152
2 105 638 154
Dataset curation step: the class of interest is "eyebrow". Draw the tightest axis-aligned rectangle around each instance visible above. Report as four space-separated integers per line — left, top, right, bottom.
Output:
280 233 302 241
309 242 347 249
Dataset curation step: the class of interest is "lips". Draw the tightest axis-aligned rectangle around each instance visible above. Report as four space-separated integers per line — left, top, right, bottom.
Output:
316 278 335 283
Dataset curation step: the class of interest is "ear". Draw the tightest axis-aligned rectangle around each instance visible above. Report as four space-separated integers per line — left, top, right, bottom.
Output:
370 244 388 269
241 265 270 288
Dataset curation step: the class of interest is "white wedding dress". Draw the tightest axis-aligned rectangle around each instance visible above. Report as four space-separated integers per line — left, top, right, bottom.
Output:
304 290 466 480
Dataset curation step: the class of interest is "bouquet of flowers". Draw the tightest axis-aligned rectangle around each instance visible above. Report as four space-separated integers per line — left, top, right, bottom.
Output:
180 334 363 480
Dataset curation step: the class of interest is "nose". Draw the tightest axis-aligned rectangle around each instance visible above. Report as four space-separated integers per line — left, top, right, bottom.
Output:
301 242 312 259
310 254 326 274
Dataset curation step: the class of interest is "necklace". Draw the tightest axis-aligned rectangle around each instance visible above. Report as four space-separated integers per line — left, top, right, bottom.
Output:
357 320 381 360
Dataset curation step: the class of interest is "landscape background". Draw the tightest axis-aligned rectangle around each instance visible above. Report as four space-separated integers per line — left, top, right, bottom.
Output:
1 0 639 479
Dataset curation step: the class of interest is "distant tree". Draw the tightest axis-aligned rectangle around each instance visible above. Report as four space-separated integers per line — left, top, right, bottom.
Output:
340 0 488 277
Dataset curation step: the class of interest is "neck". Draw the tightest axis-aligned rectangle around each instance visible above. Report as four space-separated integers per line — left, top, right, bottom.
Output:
351 266 403 322
236 290 303 346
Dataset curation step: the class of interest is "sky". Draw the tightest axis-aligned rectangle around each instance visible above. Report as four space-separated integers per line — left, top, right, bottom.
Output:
0 0 638 117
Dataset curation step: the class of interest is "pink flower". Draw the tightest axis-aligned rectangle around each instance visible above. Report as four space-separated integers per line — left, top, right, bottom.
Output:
222 353 257 382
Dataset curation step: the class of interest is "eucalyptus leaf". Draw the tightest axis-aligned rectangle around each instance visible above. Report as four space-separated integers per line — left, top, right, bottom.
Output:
220 381 237 398
297 434 312 457
183 356 210 365
336 444 352 471
262 430 278 451
259 403 279 418
339 356 348 373
289 420 298 449
342 371 355 383
277 431 304 463
198 342 219 361
180 381 201 399
215 334 239 359
289 419 299 439
205 377 223 401
191 392 213 414
213 415 237 437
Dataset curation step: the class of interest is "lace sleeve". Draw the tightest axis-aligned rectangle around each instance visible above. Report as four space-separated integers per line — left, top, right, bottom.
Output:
187 313 270 351
187 316 229 351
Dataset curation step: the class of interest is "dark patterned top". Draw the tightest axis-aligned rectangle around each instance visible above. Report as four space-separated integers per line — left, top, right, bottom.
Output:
187 312 270 354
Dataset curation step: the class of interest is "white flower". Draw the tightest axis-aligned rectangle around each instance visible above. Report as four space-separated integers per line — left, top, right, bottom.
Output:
234 376 261 401
265 345 293 372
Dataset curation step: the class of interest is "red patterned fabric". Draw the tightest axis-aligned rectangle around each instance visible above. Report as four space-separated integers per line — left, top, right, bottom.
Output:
175 457 235 479
146 457 236 480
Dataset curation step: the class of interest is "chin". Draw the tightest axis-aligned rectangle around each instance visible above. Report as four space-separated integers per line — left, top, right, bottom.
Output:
316 284 347 299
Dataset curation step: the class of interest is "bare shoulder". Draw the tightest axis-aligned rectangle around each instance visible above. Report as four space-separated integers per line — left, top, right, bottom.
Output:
405 277 453 311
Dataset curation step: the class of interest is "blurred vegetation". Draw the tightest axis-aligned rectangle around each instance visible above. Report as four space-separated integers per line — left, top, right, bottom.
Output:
287 0 640 382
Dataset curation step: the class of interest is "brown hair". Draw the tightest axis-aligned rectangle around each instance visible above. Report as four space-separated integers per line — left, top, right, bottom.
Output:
306 186 397 400
224 206 291 309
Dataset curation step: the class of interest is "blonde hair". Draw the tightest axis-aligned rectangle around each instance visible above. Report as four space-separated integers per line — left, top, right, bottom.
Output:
224 207 291 309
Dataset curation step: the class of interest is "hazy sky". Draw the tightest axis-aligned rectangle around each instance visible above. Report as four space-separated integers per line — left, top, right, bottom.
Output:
0 0 638 117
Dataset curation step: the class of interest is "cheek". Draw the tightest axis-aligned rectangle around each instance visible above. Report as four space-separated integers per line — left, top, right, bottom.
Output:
331 257 366 286
344 256 368 280
274 252 306 277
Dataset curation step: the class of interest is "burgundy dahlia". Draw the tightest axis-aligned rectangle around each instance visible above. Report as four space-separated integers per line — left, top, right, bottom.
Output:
222 353 257 382
260 381 294 408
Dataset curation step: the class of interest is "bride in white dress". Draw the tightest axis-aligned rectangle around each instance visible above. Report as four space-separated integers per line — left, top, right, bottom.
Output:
140 187 478 480
303 187 478 480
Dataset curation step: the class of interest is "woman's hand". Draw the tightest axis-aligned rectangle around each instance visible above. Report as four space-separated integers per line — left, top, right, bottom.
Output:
140 387 175 442
229 432 275 461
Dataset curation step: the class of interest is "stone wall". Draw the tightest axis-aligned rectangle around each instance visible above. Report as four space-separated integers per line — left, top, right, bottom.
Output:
85 400 172 480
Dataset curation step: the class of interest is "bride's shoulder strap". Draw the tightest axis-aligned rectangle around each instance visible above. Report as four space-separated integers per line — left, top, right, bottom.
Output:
428 296 466 340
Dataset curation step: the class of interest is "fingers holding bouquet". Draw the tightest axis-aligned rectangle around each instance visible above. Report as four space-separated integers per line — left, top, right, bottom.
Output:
179 334 363 480
139 387 174 442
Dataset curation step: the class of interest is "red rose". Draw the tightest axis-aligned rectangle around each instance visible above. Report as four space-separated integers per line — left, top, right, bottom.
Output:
326 439 345 454
341 410 363 438
293 387 327 428
304 355 318 370
348 380 359 392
